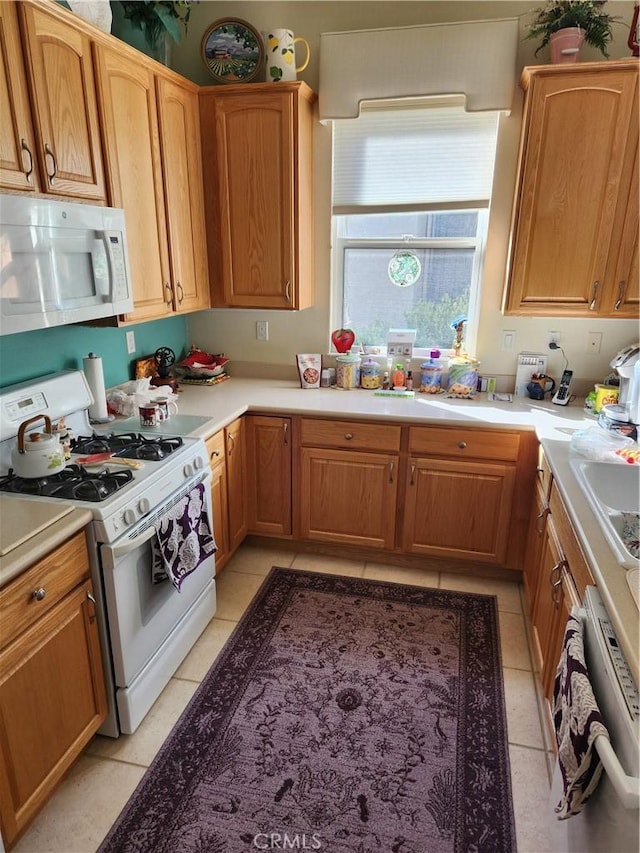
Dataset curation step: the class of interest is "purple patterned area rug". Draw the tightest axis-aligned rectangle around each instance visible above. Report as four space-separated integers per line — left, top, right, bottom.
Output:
99 569 516 853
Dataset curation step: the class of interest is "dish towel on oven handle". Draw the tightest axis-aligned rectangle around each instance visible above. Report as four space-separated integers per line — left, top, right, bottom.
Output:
552 610 610 819
151 482 216 592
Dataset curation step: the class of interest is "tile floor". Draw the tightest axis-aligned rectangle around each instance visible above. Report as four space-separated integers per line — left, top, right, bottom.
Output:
12 545 556 852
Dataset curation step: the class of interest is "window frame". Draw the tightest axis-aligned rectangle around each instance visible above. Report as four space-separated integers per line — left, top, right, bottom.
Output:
331 207 489 359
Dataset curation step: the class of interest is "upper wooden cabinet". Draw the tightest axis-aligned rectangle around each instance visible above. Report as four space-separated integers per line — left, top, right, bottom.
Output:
156 73 209 315
503 61 639 318
199 82 315 310
94 47 209 322
12 0 106 200
0 2 39 191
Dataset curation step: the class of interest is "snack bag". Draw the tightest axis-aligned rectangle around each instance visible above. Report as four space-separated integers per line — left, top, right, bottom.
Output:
296 354 321 388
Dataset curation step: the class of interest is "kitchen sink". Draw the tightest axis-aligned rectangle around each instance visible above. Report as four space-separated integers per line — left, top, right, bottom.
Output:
569 457 640 569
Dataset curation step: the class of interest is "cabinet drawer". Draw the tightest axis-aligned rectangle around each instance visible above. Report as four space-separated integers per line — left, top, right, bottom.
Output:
408 426 520 462
205 430 226 469
549 484 594 598
0 531 89 649
300 419 401 452
535 446 553 499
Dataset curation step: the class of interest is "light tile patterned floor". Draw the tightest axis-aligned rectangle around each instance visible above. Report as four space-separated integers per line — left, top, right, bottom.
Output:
12 545 555 852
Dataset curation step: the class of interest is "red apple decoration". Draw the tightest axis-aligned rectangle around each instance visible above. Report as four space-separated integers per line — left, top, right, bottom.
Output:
331 328 356 353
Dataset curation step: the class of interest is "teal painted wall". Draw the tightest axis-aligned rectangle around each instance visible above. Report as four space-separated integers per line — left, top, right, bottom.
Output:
0 316 189 389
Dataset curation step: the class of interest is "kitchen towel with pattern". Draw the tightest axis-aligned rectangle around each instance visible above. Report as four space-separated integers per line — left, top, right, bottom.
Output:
552 610 610 819
151 482 216 591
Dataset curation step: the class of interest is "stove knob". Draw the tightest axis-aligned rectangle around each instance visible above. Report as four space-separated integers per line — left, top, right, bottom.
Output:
124 508 137 525
183 462 194 478
193 455 204 471
138 497 150 515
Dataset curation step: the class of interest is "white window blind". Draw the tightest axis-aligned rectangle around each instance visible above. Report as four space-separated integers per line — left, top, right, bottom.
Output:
332 102 500 213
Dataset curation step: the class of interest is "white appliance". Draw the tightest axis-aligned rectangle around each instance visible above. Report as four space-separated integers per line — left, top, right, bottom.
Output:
549 587 640 852
0 372 216 736
0 194 133 335
607 343 640 423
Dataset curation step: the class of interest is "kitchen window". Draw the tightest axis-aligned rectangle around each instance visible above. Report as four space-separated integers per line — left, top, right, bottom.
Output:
331 98 499 354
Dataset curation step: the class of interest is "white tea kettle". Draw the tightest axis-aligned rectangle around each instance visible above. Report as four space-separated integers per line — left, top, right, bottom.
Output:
12 415 66 478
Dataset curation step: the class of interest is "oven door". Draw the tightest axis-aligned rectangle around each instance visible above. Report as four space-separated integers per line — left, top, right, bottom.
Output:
549 587 639 852
99 473 216 733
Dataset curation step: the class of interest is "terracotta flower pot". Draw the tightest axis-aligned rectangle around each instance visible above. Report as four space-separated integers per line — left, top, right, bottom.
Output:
549 27 585 63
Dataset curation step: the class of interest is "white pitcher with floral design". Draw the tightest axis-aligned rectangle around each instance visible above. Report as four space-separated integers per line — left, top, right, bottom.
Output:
262 29 310 82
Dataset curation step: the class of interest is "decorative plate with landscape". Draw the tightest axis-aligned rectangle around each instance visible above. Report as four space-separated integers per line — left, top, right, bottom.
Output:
201 18 264 83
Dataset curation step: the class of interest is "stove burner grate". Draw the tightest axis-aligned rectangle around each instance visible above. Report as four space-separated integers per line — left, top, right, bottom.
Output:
72 432 183 461
0 464 134 502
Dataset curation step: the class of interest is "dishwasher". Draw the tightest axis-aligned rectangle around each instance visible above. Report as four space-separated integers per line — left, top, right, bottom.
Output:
549 586 639 853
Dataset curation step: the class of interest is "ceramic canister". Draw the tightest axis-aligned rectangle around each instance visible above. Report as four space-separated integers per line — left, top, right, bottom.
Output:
419 360 443 394
360 358 381 389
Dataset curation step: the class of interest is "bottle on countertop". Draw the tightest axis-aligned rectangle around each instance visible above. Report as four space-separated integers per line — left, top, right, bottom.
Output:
392 364 405 389
406 371 414 391
382 371 390 390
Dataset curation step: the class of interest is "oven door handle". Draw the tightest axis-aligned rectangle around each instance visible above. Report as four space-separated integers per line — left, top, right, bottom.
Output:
594 735 640 810
109 524 158 559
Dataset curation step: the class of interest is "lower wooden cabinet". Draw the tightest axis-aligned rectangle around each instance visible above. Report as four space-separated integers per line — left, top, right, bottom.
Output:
526 472 594 732
401 457 516 563
206 431 230 573
224 418 247 554
0 532 106 848
299 446 398 550
245 415 292 537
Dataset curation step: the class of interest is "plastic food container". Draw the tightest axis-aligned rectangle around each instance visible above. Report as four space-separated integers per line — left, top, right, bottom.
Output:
419 360 442 394
336 353 361 389
360 358 381 389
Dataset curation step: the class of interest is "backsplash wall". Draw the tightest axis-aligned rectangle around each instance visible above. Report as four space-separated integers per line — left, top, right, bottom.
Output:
0 316 189 390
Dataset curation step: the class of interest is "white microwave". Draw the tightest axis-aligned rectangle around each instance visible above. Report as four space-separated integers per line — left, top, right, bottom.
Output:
0 195 133 335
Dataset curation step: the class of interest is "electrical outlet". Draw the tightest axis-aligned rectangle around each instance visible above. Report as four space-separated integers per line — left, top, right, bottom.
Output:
586 331 602 354
126 331 136 354
256 320 268 341
501 330 515 351
547 331 560 347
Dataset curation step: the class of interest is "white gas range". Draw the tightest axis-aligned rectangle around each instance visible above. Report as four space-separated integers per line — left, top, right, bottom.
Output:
0 371 217 736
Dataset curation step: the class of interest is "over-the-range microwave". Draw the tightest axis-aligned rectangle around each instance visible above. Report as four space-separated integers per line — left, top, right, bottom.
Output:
0 194 133 335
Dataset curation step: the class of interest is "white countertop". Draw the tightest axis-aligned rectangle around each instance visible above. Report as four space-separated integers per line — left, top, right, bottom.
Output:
170 378 639 683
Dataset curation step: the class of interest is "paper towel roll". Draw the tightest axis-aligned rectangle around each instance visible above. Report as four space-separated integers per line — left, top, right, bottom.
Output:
83 352 110 422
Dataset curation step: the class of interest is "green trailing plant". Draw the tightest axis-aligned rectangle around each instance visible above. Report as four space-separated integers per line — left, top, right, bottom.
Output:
525 0 620 57
118 1 195 48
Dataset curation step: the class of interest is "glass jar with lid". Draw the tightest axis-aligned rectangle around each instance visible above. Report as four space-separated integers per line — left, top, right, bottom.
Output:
336 353 361 389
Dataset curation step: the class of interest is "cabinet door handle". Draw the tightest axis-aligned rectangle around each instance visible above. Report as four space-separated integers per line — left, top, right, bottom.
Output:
409 462 416 486
283 421 289 445
550 559 567 607
614 281 625 311
44 142 57 181
21 138 34 181
589 280 599 310
164 283 173 307
87 591 96 604
457 440 467 450
285 280 291 303
388 460 394 484
536 505 549 535
32 587 46 601
227 431 234 453
344 433 353 440
210 449 220 460
177 282 184 305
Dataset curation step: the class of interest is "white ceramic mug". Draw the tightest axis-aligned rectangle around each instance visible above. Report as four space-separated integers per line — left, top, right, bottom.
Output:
156 398 179 422
262 29 310 82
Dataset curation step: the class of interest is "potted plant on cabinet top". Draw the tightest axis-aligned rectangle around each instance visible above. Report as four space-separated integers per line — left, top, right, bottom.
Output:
111 1 195 64
525 0 619 63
